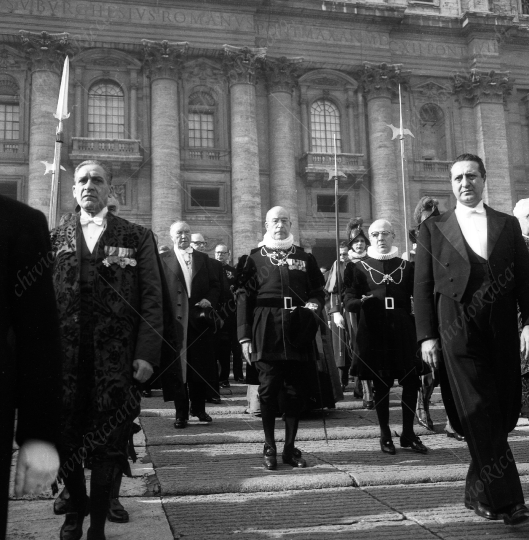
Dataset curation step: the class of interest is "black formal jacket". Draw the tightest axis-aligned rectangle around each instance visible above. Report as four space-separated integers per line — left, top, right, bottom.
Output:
0 196 62 533
414 205 529 344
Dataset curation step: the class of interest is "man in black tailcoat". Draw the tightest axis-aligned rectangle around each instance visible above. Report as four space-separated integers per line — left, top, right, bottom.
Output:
237 206 324 470
0 196 62 540
160 222 220 428
214 243 244 386
414 153 529 526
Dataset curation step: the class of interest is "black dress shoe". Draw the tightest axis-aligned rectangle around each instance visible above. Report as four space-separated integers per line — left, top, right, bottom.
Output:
142 389 152 398
263 444 277 470
400 434 428 454
60 512 85 540
220 380 230 388
282 447 306 468
107 498 129 523
174 418 187 429
364 400 375 410
380 437 396 455
464 497 500 520
234 377 246 383
206 397 222 404
54 487 73 515
444 429 465 441
502 503 529 526
195 412 213 422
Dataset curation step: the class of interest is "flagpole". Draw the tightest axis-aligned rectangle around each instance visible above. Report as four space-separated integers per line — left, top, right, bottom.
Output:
398 84 410 258
46 56 70 229
333 134 342 309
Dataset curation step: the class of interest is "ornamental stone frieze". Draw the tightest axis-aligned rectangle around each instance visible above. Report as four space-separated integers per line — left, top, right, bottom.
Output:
358 62 409 100
223 45 266 86
263 57 303 94
142 40 189 81
453 69 513 105
19 30 69 73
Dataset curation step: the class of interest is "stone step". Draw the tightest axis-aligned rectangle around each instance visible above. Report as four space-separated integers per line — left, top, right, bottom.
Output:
148 435 529 496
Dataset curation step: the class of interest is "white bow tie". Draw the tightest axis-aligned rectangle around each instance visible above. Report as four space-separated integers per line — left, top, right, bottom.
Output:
80 214 105 226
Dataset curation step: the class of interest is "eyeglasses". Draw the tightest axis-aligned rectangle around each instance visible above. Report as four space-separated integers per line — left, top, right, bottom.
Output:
192 241 207 247
370 231 393 238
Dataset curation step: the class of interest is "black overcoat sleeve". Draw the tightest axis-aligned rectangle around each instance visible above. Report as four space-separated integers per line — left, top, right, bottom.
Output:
204 256 221 309
133 229 164 366
306 252 325 314
236 254 257 342
343 263 368 314
511 217 529 326
413 219 439 343
11 206 62 446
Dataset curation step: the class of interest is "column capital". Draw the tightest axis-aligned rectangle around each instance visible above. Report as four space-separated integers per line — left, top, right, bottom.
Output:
142 40 188 81
223 45 266 86
358 62 409 101
19 30 69 73
453 69 513 105
263 57 302 94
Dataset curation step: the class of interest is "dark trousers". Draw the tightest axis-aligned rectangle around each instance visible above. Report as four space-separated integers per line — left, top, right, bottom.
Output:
174 380 209 418
0 411 15 540
255 360 310 452
439 293 524 511
217 321 244 382
372 370 419 438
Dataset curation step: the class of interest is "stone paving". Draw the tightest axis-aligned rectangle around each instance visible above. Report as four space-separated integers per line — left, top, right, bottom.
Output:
7 381 529 539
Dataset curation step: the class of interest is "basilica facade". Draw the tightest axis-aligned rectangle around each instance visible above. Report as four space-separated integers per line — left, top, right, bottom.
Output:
1 0 529 264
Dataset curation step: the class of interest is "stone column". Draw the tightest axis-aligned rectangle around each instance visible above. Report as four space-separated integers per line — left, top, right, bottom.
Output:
130 69 138 139
20 31 69 218
264 57 300 242
224 46 266 260
359 63 402 225
299 84 310 153
346 85 356 153
357 90 366 156
142 40 188 246
74 65 83 137
454 70 513 213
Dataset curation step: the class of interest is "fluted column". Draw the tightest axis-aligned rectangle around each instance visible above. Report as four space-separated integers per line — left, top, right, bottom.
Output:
299 85 310 153
346 86 356 153
454 70 513 213
143 39 188 246
74 65 83 137
130 69 138 139
20 30 69 218
224 46 266 259
359 63 402 225
264 57 301 242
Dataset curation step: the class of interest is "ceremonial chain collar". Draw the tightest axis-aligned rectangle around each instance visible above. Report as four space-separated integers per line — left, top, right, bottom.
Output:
261 244 296 266
360 258 406 285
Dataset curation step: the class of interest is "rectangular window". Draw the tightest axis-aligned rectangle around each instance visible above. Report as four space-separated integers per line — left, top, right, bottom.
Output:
317 194 348 213
190 187 220 208
188 112 214 148
0 181 18 200
0 104 20 140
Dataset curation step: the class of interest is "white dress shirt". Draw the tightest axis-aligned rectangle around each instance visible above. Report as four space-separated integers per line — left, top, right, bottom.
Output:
174 246 193 296
80 207 108 253
454 200 488 260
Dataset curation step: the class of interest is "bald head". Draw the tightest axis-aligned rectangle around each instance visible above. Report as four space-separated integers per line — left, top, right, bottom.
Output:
170 221 191 249
368 219 395 254
265 206 292 240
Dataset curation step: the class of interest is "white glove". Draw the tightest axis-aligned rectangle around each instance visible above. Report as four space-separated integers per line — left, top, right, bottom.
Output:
332 312 345 329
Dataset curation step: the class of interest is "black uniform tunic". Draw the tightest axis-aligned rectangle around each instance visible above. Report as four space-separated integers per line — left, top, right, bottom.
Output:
343 255 418 380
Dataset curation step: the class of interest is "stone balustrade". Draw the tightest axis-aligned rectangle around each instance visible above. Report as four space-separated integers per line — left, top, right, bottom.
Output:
0 141 28 162
70 137 142 164
299 151 367 187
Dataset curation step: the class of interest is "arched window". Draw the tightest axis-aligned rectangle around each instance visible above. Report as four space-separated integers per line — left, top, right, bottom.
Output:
88 81 125 139
188 91 215 148
419 103 446 161
310 99 341 153
0 75 20 141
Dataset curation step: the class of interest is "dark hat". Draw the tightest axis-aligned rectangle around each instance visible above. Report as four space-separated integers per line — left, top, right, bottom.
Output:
188 306 224 333
289 307 319 349
413 196 440 227
346 217 370 248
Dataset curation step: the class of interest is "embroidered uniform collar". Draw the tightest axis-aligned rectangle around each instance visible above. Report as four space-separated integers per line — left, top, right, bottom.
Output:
456 200 485 216
262 232 294 251
367 246 399 260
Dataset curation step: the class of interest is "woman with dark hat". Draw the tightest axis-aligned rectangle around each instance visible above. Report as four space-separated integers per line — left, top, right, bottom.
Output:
345 218 375 407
